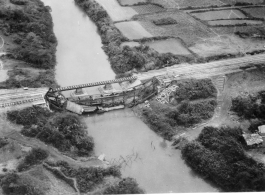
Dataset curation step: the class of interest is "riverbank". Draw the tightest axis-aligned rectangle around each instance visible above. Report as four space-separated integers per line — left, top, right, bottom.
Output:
74 0 195 77
0 0 58 89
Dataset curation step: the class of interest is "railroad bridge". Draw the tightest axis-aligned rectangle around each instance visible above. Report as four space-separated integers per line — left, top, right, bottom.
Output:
1 53 265 114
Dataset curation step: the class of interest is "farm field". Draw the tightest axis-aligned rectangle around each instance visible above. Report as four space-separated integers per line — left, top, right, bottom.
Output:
191 9 246 21
118 0 147 6
145 38 191 55
242 7 265 18
136 11 215 46
208 19 263 26
189 34 265 58
149 0 179 8
220 0 264 5
95 0 137 21
115 21 153 39
173 0 226 9
132 4 165 14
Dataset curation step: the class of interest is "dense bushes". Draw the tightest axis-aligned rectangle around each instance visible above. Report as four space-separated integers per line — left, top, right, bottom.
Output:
53 161 121 193
7 107 94 156
231 91 265 120
0 68 59 89
0 173 44 195
17 148 48 172
173 79 217 102
104 178 145 194
182 126 265 192
143 99 217 140
153 17 177 25
0 0 57 69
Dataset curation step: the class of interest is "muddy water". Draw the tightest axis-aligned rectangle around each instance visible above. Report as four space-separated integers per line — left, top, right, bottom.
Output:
42 0 218 193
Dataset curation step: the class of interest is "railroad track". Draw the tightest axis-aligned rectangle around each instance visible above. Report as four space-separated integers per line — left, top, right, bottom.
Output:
135 54 265 81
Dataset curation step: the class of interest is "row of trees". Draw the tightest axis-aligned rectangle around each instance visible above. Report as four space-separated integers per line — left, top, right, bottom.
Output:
7 107 94 156
182 126 265 192
74 0 194 76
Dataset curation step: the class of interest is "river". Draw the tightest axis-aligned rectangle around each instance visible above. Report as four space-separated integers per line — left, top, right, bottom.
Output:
42 0 218 193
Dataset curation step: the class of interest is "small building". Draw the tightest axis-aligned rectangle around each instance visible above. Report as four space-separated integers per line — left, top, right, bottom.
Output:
242 133 263 147
258 125 265 137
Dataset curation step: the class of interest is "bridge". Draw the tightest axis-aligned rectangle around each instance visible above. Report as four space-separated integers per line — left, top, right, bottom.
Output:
1 53 265 113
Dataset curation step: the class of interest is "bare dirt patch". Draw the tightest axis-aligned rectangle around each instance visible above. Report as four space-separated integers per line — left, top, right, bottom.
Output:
95 0 138 21
191 9 247 20
115 21 153 39
189 34 265 57
146 38 191 55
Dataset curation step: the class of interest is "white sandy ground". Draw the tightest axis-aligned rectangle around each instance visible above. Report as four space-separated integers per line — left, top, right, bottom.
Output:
95 0 138 22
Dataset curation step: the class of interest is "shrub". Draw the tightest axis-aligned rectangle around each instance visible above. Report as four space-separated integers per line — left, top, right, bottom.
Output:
0 173 44 195
104 177 145 194
17 148 48 172
153 17 177 25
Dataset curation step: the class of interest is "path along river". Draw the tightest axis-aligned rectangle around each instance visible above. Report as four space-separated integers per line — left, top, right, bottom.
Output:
42 0 218 193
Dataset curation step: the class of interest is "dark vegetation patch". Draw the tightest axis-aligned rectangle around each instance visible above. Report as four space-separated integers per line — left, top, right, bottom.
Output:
0 0 57 88
74 0 195 77
17 148 48 172
142 79 217 140
0 138 9 149
0 172 44 195
231 91 265 120
46 161 121 193
231 90 265 133
7 106 94 157
182 126 265 192
153 17 178 25
0 0 57 68
173 79 217 102
0 67 58 89
104 177 145 194
143 99 217 140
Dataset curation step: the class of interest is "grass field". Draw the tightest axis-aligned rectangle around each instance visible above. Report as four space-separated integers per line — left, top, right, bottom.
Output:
189 36 240 57
145 38 191 55
149 0 179 8
191 9 247 21
242 7 265 18
118 0 147 6
136 11 215 46
208 19 263 26
173 0 226 9
115 21 153 39
95 0 137 21
132 4 165 14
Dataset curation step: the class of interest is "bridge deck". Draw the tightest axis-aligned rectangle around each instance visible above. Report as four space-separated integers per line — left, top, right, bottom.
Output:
53 77 137 92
